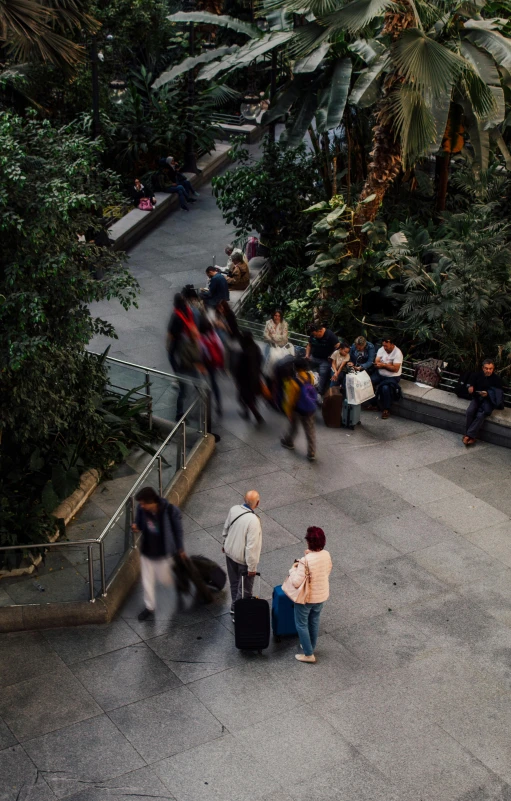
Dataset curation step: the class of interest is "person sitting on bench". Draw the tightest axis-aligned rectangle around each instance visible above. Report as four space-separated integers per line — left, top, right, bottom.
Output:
463 358 503 446
226 252 250 291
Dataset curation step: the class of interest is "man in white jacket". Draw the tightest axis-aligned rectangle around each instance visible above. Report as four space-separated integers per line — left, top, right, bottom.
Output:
222 490 262 616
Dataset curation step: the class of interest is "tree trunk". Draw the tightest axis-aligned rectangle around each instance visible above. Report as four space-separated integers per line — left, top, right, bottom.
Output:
435 152 450 212
354 1 416 229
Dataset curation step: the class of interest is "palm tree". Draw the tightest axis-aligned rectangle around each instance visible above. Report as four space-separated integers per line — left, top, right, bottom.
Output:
158 0 511 220
1 0 98 67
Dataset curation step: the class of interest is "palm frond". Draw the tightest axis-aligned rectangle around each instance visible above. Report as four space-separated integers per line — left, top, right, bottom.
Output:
392 28 466 98
324 0 395 34
388 84 437 166
152 47 238 89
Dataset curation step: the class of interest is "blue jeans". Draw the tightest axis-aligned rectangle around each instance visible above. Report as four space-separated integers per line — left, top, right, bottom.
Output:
178 178 195 196
294 602 324 656
309 358 331 396
465 397 493 438
166 185 189 209
371 373 401 411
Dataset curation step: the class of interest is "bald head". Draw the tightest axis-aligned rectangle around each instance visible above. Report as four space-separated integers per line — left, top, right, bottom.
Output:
244 490 260 510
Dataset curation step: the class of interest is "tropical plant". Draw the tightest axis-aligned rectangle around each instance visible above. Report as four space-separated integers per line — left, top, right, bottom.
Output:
164 1 511 220
212 137 324 252
0 0 98 67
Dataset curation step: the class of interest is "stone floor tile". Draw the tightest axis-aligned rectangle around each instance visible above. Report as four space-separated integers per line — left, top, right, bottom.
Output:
62 766 176 801
183 485 245 528
364 507 456 554
330 611 431 671
188 661 304 732
42 619 141 664
470 478 511 517
457 568 511 627
146 618 239 683
0 745 56 801
120 584 215 640
356 721 503 801
349 554 448 607
411 535 508 586
23 715 146 799
323 523 402 573
284 456 376 495
417 489 509 534
379 466 467 506
2 566 91 605
286 753 405 801
194 445 280 486
430 452 508 491
0 718 16 750
0 631 64 689
464 521 511 570
235 705 353 785
318 574 387 632
0 665 101 742
264 495 358 537
154 734 279 801
436 697 511 786
323 481 412 525
230 470 319 512
108 685 224 763
69 643 181 711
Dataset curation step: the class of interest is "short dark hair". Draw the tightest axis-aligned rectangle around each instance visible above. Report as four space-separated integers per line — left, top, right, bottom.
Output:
482 358 495 367
295 357 310 371
206 266 218 274
305 526 326 551
182 284 198 300
382 335 395 344
135 487 160 504
308 320 323 334
339 340 350 350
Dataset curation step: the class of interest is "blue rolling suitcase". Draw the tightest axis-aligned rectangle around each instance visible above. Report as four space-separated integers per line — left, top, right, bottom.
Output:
342 398 361 430
272 585 297 641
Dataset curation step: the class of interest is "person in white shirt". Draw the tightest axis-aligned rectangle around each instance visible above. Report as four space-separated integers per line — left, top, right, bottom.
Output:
369 336 403 419
222 490 262 616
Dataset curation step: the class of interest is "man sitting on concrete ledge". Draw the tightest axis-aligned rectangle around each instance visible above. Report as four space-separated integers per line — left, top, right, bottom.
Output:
226 252 250 291
200 266 229 309
463 358 504 446
368 336 403 419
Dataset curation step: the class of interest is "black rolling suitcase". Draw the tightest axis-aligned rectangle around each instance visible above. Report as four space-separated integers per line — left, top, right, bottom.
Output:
234 573 270 653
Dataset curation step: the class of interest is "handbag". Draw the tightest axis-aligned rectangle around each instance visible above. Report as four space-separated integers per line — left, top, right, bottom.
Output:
282 557 311 604
138 197 153 211
345 370 375 405
414 358 445 388
263 342 295 377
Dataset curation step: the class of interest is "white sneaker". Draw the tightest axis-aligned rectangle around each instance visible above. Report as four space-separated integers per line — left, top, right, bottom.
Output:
295 653 316 663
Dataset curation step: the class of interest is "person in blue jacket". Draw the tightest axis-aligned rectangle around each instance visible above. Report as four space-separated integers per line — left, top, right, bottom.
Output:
200 266 229 309
348 336 376 374
132 487 186 621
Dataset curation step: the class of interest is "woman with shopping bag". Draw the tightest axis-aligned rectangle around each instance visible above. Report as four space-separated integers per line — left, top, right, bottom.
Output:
263 310 294 377
282 526 332 663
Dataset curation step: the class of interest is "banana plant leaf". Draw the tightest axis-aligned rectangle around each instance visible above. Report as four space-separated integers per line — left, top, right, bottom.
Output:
461 97 490 171
152 47 238 89
167 11 263 39
281 91 318 148
494 130 511 170
261 80 304 125
461 40 503 126
465 28 511 72
348 38 386 65
349 54 387 107
294 42 331 72
198 31 293 80
265 8 294 31
323 57 352 131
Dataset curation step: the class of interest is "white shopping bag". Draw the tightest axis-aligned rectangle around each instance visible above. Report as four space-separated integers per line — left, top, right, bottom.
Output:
345 370 375 405
263 343 295 377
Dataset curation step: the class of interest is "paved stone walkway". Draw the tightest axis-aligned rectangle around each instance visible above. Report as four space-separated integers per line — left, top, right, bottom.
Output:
3 153 511 800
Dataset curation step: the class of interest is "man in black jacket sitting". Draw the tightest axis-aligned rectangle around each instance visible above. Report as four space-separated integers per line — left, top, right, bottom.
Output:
463 358 504 446
200 266 229 309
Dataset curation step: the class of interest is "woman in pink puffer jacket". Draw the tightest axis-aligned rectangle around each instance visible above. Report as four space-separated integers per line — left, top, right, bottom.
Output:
288 526 332 663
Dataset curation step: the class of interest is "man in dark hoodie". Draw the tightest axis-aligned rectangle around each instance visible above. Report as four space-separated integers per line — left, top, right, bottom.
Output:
132 487 186 621
463 358 504 446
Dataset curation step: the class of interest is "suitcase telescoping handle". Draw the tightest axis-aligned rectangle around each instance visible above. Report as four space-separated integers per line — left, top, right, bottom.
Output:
241 572 261 599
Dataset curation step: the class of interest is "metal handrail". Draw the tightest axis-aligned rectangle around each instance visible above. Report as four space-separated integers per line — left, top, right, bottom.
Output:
0 362 209 604
95 353 206 388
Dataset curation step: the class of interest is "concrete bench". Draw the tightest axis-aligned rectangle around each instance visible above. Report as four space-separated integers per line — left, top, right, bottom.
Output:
395 379 511 448
108 144 231 252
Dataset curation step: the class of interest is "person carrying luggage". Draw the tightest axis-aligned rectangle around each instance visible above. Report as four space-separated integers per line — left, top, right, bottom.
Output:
283 526 332 663
222 490 262 618
131 487 187 621
280 358 317 462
